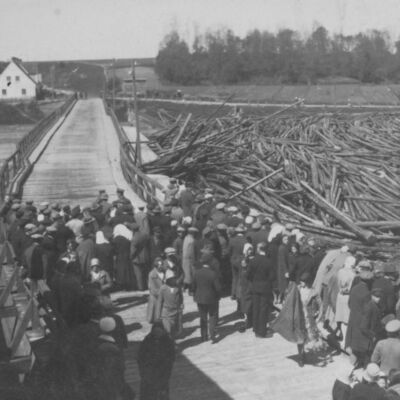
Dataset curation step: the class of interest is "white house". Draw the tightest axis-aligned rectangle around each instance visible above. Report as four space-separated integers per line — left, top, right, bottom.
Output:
0 57 38 101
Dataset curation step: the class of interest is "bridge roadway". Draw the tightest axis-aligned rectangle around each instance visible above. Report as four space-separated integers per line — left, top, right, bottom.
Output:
19 97 349 398
116 290 350 400
22 98 144 206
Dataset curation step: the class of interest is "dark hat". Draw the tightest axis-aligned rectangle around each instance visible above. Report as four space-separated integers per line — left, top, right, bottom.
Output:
16 209 24 219
384 263 397 274
131 223 140 231
71 206 80 218
91 201 101 211
25 200 34 205
153 206 162 213
83 216 95 225
63 205 71 213
100 193 109 201
299 272 310 283
116 188 124 194
188 227 199 233
43 209 51 216
98 189 106 194
138 205 145 210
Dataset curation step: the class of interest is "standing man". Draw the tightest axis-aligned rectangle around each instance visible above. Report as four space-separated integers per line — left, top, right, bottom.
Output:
116 188 132 206
247 242 274 338
193 262 221 343
228 224 246 301
371 319 400 374
346 260 374 368
180 181 195 217
130 223 150 291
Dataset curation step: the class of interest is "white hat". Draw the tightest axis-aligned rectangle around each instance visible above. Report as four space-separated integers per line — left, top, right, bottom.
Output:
37 214 44 222
245 216 254 225
216 202 226 210
99 317 116 333
90 258 100 267
182 216 192 224
249 209 259 217
165 247 176 255
170 219 178 227
227 206 239 213
386 319 400 333
204 194 213 199
362 363 381 382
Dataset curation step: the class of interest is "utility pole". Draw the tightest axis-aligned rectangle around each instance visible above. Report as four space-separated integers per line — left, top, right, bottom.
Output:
131 60 142 166
112 58 116 110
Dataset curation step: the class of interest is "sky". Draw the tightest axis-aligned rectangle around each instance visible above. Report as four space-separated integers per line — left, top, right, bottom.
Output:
1 0 400 61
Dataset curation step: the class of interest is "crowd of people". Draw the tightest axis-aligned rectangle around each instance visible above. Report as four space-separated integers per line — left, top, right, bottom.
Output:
1 178 400 400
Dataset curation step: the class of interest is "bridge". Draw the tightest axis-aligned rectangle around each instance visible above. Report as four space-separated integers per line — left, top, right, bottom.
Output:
0 96 348 400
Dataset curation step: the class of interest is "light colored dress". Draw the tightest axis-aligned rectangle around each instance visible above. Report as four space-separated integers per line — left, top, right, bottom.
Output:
335 267 355 323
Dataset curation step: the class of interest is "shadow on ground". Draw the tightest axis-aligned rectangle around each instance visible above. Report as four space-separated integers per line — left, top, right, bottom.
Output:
125 341 234 400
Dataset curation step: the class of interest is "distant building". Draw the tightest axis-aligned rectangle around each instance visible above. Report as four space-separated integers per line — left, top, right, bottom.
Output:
0 57 40 101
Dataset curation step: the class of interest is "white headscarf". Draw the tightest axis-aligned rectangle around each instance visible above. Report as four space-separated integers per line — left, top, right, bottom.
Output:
344 255 356 269
113 224 133 241
268 223 285 242
96 231 110 245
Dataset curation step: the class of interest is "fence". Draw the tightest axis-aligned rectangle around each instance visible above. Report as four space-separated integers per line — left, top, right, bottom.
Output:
0 95 77 202
104 100 164 205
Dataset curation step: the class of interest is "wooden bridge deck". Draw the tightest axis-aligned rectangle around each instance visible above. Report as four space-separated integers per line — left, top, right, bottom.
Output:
22 98 144 206
114 290 350 400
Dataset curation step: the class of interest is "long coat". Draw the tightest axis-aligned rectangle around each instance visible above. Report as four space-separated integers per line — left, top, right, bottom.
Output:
345 279 372 352
77 237 95 280
335 267 355 323
113 235 134 289
156 283 183 337
182 234 197 285
147 268 164 323
277 243 289 294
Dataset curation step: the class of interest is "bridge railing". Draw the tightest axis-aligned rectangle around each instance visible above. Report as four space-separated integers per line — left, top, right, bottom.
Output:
0 95 77 202
104 100 164 205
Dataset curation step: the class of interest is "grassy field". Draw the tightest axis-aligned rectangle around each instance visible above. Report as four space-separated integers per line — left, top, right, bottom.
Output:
108 65 400 105
0 125 34 167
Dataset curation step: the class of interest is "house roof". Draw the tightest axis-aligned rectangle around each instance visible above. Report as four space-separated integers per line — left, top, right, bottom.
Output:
2 57 38 85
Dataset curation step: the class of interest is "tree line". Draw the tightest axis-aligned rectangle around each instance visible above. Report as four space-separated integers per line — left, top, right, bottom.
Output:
155 26 400 85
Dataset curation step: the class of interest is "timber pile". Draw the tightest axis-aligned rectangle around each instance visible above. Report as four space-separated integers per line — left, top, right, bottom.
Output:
142 108 400 248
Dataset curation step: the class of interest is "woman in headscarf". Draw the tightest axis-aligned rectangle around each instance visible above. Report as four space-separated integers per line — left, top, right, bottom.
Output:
113 224 134 290
147 257 165 323
95 230 114 279
156 270 183 339
138 321 175 400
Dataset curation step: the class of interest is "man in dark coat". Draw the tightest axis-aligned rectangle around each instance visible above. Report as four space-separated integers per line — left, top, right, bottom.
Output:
247 242 274 338
193 261 221 342
179 182 195 217
345 261 374 368
228 225 246 300
373 262 396 316
130 223 150 291
138 321 175 400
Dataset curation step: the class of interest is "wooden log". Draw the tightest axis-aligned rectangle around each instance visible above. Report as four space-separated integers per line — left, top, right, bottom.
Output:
300 180 376 244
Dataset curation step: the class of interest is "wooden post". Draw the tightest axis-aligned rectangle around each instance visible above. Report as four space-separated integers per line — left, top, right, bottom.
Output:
112 58 116 111
131 60 142 166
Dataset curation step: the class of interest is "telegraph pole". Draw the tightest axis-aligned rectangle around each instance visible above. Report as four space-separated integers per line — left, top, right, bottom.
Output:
112 58 116 110
131 60 142 166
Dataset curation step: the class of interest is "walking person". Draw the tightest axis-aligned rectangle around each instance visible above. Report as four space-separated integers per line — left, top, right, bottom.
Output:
156 270 184 339
147 258 165 324
247 242 275 338
193 261 222 343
